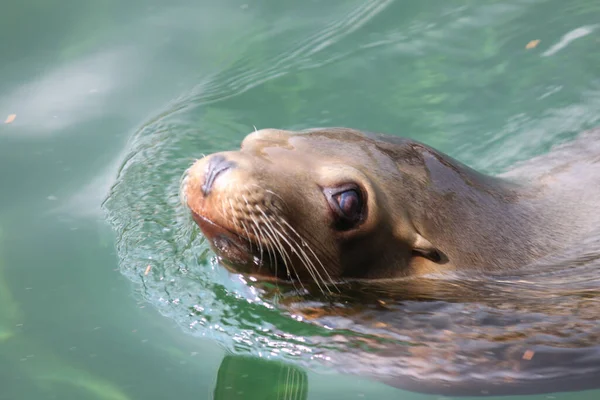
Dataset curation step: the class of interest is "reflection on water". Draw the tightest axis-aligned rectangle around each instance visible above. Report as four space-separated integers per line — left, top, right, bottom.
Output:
542 25 597 57
101 0 600 397
0 49 127 136
214 355 308 400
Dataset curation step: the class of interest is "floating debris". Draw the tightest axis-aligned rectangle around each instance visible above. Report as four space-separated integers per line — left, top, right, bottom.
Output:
522 350 535 360
526 40 540 49
4 114 16 124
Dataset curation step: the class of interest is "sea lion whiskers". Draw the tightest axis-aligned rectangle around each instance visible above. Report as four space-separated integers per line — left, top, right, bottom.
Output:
250 201 311 285
248 203 286 277
226 198 253 254
251 205 307 293
259 219 279 279
256 184 338 291
255 204 328 294
270 210 338 276
239 194 305 291
247 212 266 269
262 187 287 206
239 220 254 253
260 227 279 279
247 222 267 271
237 194 270 271
277 218 340 293
255 185 338 288
220 197 251 261
265 202 340 274
270 227 307 294
267 214 334 294
244 198 276 270
245 185 317 288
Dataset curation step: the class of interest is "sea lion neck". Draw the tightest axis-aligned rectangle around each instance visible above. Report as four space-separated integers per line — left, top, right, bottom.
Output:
390 141 546 271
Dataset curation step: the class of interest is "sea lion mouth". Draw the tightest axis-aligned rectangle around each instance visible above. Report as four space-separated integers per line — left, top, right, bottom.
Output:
189 210 289 280
190 211 251 262
181 168 286 278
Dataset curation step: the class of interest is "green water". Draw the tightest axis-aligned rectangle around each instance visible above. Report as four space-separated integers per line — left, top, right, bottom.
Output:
1 0 600 399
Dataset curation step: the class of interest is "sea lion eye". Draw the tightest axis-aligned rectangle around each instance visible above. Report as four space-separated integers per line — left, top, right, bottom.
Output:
334 190 361 219
324 184 365 230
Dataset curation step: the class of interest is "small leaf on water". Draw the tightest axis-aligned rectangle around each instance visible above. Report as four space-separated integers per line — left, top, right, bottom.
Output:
522 349 535 360
526 40 540 49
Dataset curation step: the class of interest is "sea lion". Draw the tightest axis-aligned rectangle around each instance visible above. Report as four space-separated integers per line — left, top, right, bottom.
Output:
178 127 600 396
180 127 600 287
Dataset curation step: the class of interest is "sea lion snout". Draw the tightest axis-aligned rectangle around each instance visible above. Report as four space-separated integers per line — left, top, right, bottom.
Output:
201 155 236 196
184 152 243 205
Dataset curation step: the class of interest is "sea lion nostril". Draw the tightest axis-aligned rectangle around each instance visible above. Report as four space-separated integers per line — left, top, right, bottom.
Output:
202 155 236 196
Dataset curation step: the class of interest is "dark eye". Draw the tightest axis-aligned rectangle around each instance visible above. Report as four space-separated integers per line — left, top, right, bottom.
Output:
334 190 361 219
324 185 365 230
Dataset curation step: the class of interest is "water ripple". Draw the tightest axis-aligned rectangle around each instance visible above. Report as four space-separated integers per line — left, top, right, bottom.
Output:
102 0 600 396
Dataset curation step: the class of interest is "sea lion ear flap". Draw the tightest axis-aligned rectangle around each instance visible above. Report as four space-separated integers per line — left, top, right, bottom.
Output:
413 234 448 264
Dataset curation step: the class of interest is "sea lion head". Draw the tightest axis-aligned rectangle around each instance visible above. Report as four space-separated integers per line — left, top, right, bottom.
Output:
181 127 449 287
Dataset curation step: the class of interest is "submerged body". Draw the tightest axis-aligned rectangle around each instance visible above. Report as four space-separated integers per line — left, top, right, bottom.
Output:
181 127 600 285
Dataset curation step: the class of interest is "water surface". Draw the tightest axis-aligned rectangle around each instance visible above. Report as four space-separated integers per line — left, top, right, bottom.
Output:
1 0 600 399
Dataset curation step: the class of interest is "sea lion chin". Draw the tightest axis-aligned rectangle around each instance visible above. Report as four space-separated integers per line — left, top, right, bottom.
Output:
181 127 595 286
